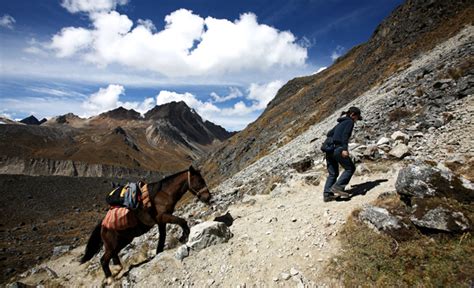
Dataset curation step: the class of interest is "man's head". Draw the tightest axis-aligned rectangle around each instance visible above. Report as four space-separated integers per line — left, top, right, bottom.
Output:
348 106 362 121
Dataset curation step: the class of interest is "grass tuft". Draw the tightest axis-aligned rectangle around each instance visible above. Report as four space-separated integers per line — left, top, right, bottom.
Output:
329 209 474 287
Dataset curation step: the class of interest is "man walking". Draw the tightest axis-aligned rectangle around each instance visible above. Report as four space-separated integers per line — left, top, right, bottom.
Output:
323 107 362 202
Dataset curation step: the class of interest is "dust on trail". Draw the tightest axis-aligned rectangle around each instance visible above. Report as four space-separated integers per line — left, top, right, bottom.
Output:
16 163 401 287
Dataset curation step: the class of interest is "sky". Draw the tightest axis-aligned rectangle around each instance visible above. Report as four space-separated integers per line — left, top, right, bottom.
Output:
0 0 403 131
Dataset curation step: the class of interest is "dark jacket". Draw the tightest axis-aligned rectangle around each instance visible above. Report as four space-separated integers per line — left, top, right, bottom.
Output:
328 116 354 151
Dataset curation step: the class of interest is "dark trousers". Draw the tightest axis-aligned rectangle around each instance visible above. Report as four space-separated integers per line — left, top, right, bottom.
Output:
323 147 356 195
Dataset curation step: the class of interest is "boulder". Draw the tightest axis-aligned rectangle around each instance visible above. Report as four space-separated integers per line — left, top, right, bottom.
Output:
186 221 233 251
363 145 381 159
391 131 410 144
290 157 313 173
359 206 403 232
410 198 471 233
389 144 411 159
358 205 414 240
376 137 391 146
395 163 474 204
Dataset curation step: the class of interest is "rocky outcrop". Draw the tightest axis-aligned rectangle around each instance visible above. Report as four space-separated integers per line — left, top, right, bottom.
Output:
186 221 233 252
396 163 474 203
0 156 163 178
360 163 473 236
410 198 471 232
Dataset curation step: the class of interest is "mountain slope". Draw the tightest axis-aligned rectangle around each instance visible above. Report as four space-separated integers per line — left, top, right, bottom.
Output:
201 0 474 186
0 102 233 175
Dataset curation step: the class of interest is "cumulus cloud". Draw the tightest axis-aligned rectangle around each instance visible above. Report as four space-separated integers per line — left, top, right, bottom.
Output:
210 87 243 103
50 27 93 57
49 9 307 77
330 45 345 61
61 0 128 13
155 80 284 129
81 84 155 116
0 14 15 29
82 84 125 114
247 80 283 110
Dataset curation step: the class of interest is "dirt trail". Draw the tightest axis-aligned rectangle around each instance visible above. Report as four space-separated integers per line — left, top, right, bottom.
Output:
15 162 401 287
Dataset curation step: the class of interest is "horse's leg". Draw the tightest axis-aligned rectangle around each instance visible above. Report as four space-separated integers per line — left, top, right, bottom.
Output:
100 249 113 283
156 223 166 255
100 228 116 284
110 255 122 276
159 214 190 243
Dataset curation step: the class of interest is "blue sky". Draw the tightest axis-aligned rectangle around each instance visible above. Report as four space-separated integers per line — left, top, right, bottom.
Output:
0 0 403 131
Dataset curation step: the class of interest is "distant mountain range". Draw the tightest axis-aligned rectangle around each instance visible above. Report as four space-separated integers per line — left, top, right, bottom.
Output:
0 101 234 175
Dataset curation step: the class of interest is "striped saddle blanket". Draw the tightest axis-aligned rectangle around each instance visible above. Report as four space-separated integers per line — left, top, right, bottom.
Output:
102 207 138 230
102 183 153 230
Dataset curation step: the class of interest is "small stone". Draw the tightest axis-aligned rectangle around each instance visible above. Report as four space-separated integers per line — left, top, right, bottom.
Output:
290 268 299 276
291 217 297 222
280 272 291 280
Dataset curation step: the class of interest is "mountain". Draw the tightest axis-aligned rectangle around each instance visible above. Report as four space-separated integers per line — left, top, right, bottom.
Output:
200 0 474 186
19 115 47 125
0 102 234 176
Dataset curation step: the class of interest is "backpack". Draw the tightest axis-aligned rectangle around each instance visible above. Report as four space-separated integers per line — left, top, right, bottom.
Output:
320 127 336 153
106 182 141 210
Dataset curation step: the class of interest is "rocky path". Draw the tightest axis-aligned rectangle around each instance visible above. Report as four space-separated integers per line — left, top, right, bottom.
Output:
13 162 401 287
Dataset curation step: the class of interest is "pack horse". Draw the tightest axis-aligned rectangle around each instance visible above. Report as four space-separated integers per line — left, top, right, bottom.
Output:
80 166 212 284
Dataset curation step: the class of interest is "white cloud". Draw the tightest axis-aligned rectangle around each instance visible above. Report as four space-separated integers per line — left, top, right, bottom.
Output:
247 80 283 110
155 80 283 130
0 14 15 29
28 87 87 98
50 27 93 57
331 45 345 61
210 87 243 103
81 84 155 116
61 0 128 13
313 66 327 74
82 84 124 114
49 9 307 77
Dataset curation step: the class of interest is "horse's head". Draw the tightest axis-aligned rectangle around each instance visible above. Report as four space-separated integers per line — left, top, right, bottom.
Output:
187 165 212 204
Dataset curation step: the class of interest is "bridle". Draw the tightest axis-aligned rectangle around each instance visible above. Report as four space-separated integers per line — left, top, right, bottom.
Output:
187 170 208 198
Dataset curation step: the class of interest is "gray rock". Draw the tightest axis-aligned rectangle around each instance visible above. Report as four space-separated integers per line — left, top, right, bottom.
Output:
410 199 471 233
389 143 411 159
280 272 291 280
186 221 233 251
395 163 474 203
175 245 189 261
376 137 391 146
52 245 70 256
391 131 410 144
290 157 313 173
359 206 402 231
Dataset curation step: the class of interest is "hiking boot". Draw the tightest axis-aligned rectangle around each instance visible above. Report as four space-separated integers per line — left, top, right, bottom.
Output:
330 185 350 199
323 193 337 202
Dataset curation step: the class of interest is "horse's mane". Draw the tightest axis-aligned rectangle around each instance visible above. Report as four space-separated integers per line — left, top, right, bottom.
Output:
152 168 189 186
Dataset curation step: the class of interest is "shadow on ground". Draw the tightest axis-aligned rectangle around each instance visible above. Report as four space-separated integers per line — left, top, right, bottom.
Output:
336 179 389 201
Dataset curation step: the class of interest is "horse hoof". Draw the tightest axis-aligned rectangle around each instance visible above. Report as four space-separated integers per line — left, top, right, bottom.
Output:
110 265 123 276
103 277 113 286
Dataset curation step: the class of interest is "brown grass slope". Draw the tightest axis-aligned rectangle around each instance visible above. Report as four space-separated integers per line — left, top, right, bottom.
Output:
201 0 474 187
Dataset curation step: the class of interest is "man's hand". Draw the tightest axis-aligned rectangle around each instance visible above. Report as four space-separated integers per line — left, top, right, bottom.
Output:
341 150 349 158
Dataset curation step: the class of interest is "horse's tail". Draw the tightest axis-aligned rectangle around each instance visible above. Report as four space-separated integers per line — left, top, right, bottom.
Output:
80 222 103 264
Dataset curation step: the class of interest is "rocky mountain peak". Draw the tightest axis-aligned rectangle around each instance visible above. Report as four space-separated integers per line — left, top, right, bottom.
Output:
100 106 141 120
144 101 196 120
19 115 47 125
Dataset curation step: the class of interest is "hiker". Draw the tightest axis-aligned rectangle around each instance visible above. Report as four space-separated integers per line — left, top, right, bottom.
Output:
322 106 362 202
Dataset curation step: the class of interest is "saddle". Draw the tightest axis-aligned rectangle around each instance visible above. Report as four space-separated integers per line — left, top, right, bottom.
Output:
104 181 157 228
106 182 143 210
